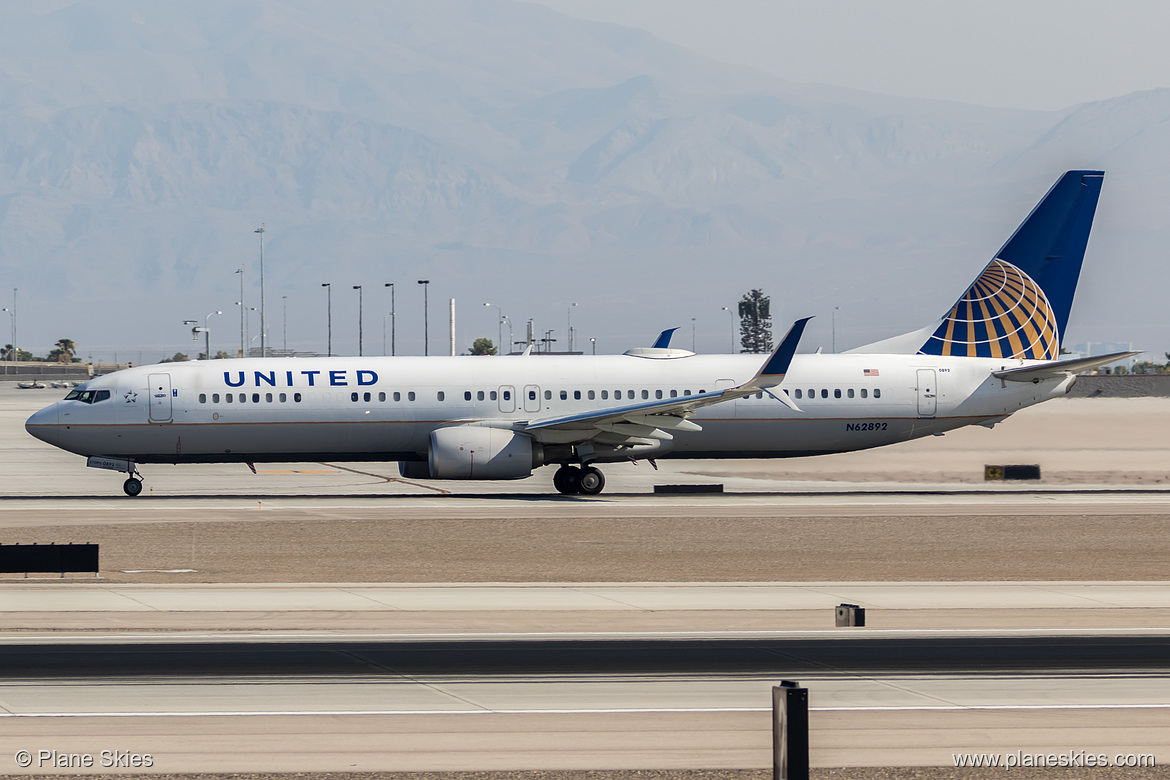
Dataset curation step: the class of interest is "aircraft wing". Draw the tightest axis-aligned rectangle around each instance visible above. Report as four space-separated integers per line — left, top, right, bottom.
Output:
522 318 810 446
991 350 1141 382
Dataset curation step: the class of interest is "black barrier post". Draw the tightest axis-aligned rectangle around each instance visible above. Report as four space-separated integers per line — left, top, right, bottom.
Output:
773 680 809 780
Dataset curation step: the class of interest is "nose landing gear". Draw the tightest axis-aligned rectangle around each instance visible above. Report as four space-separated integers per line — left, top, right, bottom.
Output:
552 465 606 495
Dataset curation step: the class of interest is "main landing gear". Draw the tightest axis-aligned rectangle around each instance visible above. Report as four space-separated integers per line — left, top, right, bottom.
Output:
552 465 606 496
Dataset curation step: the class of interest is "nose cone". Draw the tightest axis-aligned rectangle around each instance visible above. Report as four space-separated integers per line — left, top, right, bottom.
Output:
25 402 60 447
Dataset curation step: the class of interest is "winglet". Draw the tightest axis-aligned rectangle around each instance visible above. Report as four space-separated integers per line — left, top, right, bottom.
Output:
652 328 679 349
739 317 812 391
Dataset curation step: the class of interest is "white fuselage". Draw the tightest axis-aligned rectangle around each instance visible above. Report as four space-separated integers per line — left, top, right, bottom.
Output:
26 351 1072 467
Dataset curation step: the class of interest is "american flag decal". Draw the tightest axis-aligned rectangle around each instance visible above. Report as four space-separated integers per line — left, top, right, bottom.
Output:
863 369 879 377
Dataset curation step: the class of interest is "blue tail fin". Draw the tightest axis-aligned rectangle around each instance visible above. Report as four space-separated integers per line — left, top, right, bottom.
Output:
919 171 1104 360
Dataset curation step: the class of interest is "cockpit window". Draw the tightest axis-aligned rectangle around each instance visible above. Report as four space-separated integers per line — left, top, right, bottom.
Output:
64 389 110 404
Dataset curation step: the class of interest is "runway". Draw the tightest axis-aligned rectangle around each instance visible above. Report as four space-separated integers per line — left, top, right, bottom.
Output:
2 390 1169 772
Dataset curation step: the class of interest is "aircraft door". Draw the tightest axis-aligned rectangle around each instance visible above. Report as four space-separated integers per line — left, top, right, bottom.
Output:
916 369 937 418
498 385 516 413
523 385 541 413
148 373 173 423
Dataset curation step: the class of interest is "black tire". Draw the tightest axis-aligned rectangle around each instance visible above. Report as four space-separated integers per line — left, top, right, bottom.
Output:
123 477 143 497
553 466 581 495
577 466 605 495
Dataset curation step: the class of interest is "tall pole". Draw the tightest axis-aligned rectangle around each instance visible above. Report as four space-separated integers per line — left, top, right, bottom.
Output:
384 283 395 356
567 302 577 353
10 289 14 365
449 298 455 356
236 268 244 358
692 317 696 351
722 306 735 353
353 285 363 356
2 307 12 371
418 280 430 356
321 283 332 357
255 225 266 357
282 296 287 353
832 306 840 353
484 302 506 354
205 310 222 360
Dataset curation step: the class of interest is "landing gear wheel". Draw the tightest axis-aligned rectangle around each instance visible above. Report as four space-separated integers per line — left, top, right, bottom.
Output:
577 466 605 496
123 477 143 497
553 466 581 495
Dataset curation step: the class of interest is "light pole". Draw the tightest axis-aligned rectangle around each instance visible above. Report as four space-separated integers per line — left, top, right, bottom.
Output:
832 306 840 353
590 337 596 355
282 296 287 353
205 310 222 359
353 285 363 356
255 225 266 357
235 268 244 357
483 302 507 354
321 284 332 357
235 304 258 356
1 306 12 372
417 280 430 356
691 317 696 351
721 306 735 353
384 283 395 356
567 302 577 353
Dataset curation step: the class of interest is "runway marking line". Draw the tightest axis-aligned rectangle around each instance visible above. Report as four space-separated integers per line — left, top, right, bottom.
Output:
4 704 1170 718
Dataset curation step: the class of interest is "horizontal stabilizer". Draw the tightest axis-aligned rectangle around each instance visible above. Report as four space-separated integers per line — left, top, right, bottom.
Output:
992 351 1140 382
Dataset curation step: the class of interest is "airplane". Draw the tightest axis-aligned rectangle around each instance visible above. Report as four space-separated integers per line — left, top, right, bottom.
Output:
26 170 1134 497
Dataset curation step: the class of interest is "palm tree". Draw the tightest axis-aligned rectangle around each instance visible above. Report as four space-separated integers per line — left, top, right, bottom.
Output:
49 338 77 363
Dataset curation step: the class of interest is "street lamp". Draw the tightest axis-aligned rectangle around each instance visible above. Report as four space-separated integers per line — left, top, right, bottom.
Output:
567 302 578 353
5 288 17 367
589 337 596 355
691 317 696 351
255 225 266 357
282 296 287 354
484 302 508 354
1 307 12 372
721 306 736 353
235 268 245 357
321 283 331 357
417 280 430 356
205 310 222 360
384 283 395 356
235 304 258 356
353 285 363 356
832 306 841 353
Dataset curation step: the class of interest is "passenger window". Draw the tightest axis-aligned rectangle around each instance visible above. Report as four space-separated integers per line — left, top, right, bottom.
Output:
503 390 511 400
529 390 537 400
588 390 595 400
808 389 814 398
874 388 882 399
199 393 207 404
821 389 828 399
560 390 567 400
757 392 763 399
477 391 485 401
294 392 302 403
860 388 868 398
544 390 552 400
847 389 854 398
655 390 663 399
266 393 273 402
670 390 677 398
212 393 220 403
574 390 581 400
280 393 287 402
466 391 473 401
795 389 802 399
641 390 649 400
351 392 359 402
226 393 233 403
437 391 445 401
834 389 841 399
364 392 371 402
378 392 386 402
601 390 609 400
490 391 497 400
252 393 260 403
393 391 401 402
408 391 416 401
684 390 691 396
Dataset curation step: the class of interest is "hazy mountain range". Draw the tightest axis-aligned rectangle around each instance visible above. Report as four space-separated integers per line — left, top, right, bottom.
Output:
1 0 1166 360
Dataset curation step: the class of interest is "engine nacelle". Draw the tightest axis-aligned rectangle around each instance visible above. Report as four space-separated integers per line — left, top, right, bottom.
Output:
425 425 542 480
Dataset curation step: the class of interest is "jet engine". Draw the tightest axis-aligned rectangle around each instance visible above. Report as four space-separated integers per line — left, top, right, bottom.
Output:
423 425 543 480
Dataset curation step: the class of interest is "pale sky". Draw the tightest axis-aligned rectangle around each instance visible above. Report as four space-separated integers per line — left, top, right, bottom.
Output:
529 0 1170 110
